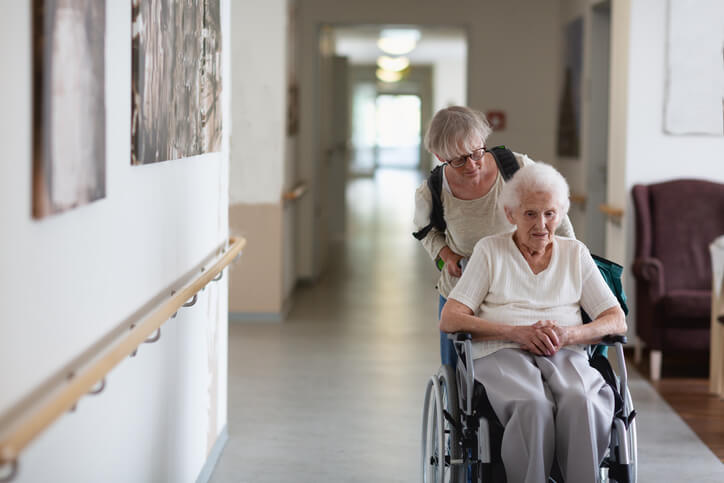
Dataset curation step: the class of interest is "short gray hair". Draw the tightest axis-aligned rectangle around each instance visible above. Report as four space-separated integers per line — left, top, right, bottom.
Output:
499 163 570 214
424 106 492 161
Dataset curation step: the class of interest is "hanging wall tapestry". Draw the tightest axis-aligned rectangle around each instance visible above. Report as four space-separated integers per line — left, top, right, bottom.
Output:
664 0 724 135
32 0 106 218
556 17 583 158
131 0 222 165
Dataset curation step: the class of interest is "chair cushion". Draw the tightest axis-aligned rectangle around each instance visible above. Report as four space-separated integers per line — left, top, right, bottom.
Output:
656 289 711 327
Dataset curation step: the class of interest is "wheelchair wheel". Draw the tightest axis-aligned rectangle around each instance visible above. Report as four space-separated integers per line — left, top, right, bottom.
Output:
421 365 463 483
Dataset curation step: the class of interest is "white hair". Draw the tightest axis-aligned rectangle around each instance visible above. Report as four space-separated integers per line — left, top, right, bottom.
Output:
499 163 571 214
424 106 492 161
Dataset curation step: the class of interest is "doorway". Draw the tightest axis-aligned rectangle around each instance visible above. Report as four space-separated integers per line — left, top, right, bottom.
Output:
351 93 422 172
585 1 611 255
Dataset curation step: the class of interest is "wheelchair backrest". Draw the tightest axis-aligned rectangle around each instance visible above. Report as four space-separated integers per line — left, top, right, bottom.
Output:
582 254 629 323
583 254 629 358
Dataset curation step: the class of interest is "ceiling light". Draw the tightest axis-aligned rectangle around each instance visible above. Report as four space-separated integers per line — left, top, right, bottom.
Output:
377 56 410 72
376 68 404 83
376 28 420 56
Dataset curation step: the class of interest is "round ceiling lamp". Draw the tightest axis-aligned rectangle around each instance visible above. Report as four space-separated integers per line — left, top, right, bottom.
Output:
376 55 410 72
375 68 404 83
376 28 420 56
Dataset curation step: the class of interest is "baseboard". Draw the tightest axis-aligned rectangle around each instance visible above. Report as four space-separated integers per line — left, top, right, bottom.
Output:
195 425 229 483
229 298 292 323
229 311 284 322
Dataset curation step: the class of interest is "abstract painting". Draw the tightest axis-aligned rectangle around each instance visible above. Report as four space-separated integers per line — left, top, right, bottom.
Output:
556 17 583 158
33 0 106 218
664 0 724 135
131 0 222 164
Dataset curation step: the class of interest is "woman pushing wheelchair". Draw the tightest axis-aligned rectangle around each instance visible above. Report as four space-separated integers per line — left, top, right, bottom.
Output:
440 162 627 483
412 106 575 368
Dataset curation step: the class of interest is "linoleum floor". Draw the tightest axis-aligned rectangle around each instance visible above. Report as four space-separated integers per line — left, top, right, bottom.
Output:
210 169 723 482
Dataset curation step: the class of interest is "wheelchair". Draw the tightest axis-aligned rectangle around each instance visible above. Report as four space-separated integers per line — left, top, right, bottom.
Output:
421 331 638 483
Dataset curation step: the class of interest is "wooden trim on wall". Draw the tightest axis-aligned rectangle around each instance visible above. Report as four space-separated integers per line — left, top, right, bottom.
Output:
282 182 308 202
599 203 624 221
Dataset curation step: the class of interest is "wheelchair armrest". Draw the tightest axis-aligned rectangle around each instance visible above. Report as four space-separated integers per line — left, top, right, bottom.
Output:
447 332 472 342
601 334 627 345
446 332 476 415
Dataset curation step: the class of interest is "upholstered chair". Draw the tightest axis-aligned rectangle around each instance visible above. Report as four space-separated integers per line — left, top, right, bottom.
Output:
631 179 724 380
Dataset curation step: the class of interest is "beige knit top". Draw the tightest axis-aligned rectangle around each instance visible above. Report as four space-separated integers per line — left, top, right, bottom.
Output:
413 153 575 298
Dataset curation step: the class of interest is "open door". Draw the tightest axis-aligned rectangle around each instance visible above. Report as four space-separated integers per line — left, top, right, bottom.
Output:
585 1 611 255
327 55 350 242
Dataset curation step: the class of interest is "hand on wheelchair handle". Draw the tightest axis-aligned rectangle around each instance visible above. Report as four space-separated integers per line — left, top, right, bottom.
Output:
438 246 464 277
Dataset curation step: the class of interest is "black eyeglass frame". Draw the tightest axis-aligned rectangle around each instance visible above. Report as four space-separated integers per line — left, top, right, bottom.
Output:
446 146 487 168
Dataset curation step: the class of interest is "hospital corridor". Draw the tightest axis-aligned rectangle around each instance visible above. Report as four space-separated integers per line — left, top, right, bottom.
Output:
2 0 723 482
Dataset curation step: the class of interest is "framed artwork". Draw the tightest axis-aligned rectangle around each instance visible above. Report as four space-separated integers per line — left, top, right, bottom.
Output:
287 83 299 136
556 17 583 158
664 0 724 136
131 0 222 164
286 0 298 136
32 0 106 218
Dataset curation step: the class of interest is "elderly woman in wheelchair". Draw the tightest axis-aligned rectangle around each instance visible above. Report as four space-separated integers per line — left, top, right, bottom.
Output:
424 163 631 483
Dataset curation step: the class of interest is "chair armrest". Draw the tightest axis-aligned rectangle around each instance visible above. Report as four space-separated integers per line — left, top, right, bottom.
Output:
631 257 665 300
601 334 628 345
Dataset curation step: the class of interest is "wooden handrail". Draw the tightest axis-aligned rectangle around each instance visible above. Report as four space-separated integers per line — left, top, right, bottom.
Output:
282 182 308 202
0 236 246 468
570 193 587 205
599 203 624 219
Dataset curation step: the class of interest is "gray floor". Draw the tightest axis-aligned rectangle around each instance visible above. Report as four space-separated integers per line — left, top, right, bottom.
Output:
210 169 723 482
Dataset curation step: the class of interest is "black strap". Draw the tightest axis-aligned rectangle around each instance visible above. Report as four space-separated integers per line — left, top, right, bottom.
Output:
412 146 520 241
589 353 626 421
412 165 445 240
487 145 520 181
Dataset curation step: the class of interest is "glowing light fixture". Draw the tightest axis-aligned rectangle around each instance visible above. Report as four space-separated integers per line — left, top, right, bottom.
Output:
376 68 404 83
376 55 410 72
376 28 420 56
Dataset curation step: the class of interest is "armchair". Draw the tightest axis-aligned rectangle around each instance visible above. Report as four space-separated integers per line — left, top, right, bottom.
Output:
631 179 724 380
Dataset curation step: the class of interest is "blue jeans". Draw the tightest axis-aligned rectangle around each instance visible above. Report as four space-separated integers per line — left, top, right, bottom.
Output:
438 295 457 368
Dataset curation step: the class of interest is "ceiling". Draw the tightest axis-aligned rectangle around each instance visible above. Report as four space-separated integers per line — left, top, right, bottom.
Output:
333 25 467 65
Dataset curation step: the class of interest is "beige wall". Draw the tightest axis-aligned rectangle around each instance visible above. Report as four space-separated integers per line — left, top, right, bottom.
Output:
555 0 591 240
229 203 284 315
228 0 296 318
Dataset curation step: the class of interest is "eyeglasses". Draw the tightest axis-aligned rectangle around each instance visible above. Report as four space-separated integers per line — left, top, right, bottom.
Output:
447 146 486 168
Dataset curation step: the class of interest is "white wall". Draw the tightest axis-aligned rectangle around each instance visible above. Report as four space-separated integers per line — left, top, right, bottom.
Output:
432 57 466 112
229 0 288 205
607 0 724 334
0 1 230 481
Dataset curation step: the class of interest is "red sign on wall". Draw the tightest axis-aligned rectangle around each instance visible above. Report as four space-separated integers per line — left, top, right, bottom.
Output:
486 110 506 131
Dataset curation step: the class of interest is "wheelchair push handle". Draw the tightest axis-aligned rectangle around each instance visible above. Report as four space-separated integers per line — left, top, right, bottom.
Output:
436 257 468 272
